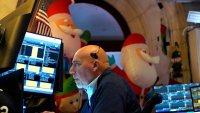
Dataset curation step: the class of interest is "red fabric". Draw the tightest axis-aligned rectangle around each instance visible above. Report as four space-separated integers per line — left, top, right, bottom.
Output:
169 79 181 85
161 24 166 33
81 40 87 47
55 90 78 101
47 0 72 17
123 33 146 48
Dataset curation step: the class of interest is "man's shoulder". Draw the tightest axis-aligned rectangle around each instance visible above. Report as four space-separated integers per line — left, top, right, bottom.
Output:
98 70 129 88
101 70 122 81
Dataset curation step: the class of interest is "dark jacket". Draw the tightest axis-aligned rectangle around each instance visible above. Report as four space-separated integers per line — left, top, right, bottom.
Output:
81 68 141 113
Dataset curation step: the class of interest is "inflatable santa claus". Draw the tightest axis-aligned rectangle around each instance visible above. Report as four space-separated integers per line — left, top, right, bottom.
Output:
47 0 90 60
110 33 160 107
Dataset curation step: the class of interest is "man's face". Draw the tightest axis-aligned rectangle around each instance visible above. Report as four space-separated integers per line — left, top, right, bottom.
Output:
70 55 93 89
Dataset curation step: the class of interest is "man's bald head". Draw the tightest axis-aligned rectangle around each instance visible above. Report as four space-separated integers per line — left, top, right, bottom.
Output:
74 45 109 67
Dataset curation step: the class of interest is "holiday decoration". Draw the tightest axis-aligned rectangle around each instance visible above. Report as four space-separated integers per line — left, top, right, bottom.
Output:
109 33 160 107
80 30 91 47
54 76 82 113
47 0 90 59
121 33 160 88
170 42 183 78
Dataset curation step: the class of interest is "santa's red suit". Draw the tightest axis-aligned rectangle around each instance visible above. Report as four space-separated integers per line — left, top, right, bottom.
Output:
110 33 160 107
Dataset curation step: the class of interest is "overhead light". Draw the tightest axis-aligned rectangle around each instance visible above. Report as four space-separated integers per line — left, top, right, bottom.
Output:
187 11 200 24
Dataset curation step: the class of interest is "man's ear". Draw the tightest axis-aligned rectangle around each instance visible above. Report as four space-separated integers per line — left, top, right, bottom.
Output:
92 60 99 72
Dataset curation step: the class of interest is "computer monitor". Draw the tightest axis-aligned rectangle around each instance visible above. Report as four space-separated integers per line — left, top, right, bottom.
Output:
15 32 62 95
0 69 24 113
153 83 200 113
0 0 36 73
190 86 200 112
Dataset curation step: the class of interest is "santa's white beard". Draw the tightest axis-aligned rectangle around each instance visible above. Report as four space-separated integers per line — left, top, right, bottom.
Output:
50 23 81 59
75 81 85 89
121 45 157 88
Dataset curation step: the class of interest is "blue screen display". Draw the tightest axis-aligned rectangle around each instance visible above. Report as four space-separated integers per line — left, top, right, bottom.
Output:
153 83 200 112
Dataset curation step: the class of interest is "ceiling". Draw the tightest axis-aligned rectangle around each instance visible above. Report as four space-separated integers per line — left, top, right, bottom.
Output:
69 3 124 41
68 0 131 51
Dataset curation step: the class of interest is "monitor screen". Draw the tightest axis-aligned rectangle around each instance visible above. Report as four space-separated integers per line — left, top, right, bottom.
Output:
190 86 200 112
1 32 62 95
20 32 62 94
187 11 200 24
153 83 200 113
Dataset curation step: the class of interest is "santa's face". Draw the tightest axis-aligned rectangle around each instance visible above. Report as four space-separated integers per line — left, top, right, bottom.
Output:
48 13 81 59
121 44 157 88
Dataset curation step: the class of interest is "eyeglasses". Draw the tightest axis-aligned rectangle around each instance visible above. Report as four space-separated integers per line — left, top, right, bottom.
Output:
90 46 100 59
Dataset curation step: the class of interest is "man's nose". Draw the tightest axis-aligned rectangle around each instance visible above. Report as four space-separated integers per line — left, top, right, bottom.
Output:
69 65 75 75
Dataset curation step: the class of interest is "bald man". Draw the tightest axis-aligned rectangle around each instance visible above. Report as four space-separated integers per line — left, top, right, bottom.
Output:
70 45 141 113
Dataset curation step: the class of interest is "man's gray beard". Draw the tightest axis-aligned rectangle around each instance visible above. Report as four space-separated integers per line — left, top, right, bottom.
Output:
76 81 86 89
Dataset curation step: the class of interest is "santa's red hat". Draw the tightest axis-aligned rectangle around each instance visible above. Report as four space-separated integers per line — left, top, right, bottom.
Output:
123 33 146 48
47 0 72 17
